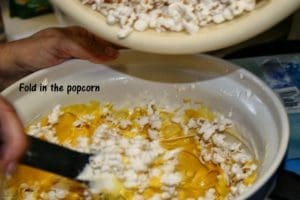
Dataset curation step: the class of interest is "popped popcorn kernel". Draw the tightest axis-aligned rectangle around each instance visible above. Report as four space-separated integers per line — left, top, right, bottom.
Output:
81 0 257 38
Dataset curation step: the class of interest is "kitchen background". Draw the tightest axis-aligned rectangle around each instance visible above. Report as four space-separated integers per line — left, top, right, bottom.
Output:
0 1 300 50
0 1 300 200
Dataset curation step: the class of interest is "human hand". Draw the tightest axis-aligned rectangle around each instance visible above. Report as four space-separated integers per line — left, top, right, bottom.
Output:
0 26 119 88
0 26 119 175
0 96 27 176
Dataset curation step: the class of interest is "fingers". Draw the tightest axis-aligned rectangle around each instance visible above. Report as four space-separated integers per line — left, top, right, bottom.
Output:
37 26 120 63
62 26 119 63
4 26 121 76
0 96 27 176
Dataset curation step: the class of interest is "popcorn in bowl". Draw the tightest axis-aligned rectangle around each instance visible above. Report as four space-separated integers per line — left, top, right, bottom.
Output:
4 100 258 200
81 0 257 38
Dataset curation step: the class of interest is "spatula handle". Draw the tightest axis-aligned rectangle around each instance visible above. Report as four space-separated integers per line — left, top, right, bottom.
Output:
21 136 90 179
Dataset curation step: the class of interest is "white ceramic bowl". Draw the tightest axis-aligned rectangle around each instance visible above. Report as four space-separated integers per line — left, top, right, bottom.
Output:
50 0 300 54
1 51 289 199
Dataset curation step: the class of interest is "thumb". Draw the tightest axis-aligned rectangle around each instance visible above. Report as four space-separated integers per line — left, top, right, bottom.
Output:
0 96 27 176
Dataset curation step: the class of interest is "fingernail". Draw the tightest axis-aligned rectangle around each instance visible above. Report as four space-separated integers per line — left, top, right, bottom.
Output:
104 47 118 57
5 162 16 178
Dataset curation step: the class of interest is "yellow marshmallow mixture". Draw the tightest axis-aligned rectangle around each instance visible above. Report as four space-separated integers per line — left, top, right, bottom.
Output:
3 101 257 200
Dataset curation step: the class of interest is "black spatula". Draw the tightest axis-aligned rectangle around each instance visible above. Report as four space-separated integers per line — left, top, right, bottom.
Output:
21 135 91 180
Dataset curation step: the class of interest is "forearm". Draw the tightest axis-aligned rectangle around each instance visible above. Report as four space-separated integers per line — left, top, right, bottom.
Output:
0 42 31 91
0 26 119 90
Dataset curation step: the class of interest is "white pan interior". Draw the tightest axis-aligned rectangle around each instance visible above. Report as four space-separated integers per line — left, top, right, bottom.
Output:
1 51 289 200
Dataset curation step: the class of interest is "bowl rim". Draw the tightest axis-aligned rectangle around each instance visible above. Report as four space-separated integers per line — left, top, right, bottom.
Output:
50 0 300 54
1 52 290 199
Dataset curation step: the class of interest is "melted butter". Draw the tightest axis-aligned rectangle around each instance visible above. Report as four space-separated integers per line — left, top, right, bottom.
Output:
6 165 86 199
5 101 257 200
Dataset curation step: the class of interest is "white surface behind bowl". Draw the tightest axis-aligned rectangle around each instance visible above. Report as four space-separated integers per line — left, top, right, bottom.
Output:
1 51 289 199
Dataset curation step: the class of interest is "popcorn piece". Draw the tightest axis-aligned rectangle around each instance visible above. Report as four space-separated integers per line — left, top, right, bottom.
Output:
212 134 226 147
161 172 182 186
41 78 48 86
48 105 62 125
198 122 216 141
73 114 95 127
27 123 58 143
46 183 69 200
148 129 159 140
187 118 198 128
119 119 132 129
149 194 161 200
81 0 257 38
77 136 90 153
205 188 216 200
117 26 133 39
163 148 182 161
24 102 258 199
134 194 145 200
232 152 251 164
137 116 149 127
